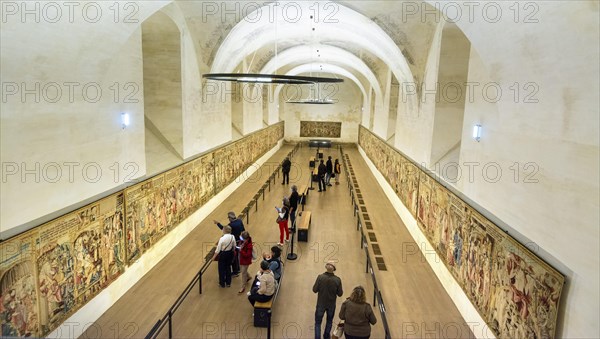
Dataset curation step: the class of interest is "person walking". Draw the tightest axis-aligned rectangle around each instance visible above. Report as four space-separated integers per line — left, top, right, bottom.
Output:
289 185 300 229
334 159 341 185
339 286 377 339
238 231 254 294
313 261 343 339
281 157 291 185
275 198 290 245
318 160 327 192
325 156 333 186
214 211 245 276
212 225 236 288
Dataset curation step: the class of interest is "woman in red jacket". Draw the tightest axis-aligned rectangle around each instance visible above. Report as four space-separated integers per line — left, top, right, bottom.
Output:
238 231 254 294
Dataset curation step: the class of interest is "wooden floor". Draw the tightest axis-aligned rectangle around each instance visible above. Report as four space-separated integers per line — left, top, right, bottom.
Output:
82 144 472 339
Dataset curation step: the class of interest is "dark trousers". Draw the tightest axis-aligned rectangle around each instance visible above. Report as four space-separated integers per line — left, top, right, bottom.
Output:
218 250 234 287
231 251 240 274
248 291 273 306
282 171 290 184
314 304 336 339
345 334 370 339
318 176 326 191
290 209 297 229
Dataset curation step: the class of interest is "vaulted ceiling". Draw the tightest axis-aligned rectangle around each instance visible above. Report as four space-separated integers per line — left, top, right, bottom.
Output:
175 1 440 102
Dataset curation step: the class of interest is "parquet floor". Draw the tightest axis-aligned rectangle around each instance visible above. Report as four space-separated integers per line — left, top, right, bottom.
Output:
81 144 472 339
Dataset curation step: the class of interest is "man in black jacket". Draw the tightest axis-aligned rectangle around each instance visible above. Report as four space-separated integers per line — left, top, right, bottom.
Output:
289 185 300 228
214 211 245 276
281 157 291 185
317 160 327 192
325 156 333 186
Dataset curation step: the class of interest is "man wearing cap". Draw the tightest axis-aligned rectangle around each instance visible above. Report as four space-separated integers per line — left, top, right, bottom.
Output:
214 212 245 276
312 261 343 339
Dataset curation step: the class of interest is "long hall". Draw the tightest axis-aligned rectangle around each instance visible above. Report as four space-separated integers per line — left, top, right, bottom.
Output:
81 143 471 338
1 2 597 338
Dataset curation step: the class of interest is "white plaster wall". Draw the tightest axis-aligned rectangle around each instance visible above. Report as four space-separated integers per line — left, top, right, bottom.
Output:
242 84 265 134
430 23 470 166
361 87 372 128
395 20 444 163
141 11 183 158
426 2 599 337
231 82 244 134
195 84 232 150
372 68 392 138
47 139 283 339
174 1 233 156
283 80 362 143
0 1 169 232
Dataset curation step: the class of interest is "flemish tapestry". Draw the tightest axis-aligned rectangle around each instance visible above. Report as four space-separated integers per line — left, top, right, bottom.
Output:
0 122 284 337
357 125 564 338
0 193 125 337
1 232 40 337
300 121 342 138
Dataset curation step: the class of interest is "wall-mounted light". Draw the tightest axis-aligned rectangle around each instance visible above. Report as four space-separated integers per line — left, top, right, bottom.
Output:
121 112 130 129
473 124 482 142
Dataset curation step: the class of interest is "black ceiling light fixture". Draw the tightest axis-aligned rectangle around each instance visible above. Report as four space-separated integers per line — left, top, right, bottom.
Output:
286 98 335 104
202 73 343 85
203 7 343 87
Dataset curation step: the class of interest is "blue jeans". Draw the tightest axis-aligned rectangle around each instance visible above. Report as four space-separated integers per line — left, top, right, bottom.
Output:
314 304 335 339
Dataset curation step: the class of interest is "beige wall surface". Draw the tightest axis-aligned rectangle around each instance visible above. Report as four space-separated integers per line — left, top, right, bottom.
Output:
1 1 597 337
283 79 362 143
0 2 167 231
380 2 599 337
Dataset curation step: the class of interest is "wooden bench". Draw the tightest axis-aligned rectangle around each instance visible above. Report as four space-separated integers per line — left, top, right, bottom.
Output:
297 211 312 242
299 184 308 209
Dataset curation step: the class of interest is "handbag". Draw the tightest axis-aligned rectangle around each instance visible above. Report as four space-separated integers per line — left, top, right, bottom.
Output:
276 210 285 223
331 321 344 339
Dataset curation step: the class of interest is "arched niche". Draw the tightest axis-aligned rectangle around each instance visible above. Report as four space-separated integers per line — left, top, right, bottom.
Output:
430 22 471 181
142 10 183 175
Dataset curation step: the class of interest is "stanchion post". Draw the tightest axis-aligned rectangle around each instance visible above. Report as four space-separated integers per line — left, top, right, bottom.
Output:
199 272 202 294
287 217 298 261
267 310 272 339
168 311 173 339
